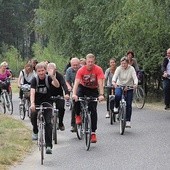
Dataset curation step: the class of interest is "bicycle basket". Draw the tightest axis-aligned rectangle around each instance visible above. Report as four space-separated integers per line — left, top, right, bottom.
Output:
21 84 31 98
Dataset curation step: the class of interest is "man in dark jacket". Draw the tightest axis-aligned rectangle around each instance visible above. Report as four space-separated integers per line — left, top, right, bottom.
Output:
162 48 170 109
47 63 70 130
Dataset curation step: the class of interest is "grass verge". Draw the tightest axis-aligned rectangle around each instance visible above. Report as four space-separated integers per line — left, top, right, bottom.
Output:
0 115 33 170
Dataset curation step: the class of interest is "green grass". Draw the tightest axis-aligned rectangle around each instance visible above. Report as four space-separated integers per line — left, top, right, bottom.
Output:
0 115 33 170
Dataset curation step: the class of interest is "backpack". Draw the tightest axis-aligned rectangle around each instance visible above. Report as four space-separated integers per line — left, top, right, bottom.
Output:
35 74 50 90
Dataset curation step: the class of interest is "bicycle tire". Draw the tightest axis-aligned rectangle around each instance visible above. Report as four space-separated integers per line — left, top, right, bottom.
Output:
40 125 44 165
53 111 58 144
76 124 83 140
119 105 126 135
134 86 146 109
110 110 116 125
1 94 6 114
85 113 91 151
76 112 83 140
25 99 30 118
8 98 13 115
19 104 26 120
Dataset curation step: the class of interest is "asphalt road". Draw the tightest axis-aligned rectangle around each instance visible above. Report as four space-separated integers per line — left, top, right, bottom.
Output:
10 94 170 170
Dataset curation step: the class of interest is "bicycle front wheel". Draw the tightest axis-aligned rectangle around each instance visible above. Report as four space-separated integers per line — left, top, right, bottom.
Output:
119 105 126 135
39 125 44 165
84 113 91 151
134 86 146 109
19 103 26 120
53 111 58 144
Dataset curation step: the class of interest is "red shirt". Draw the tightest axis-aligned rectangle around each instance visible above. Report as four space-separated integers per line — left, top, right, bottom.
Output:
76 65 104 89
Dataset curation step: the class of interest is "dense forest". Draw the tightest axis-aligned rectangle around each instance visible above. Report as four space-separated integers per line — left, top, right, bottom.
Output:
0 0 170 96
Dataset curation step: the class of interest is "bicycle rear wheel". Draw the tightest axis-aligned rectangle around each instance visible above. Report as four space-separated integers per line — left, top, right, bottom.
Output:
119 105 126 135
110 110 116 125
84 113 91 151
134 86 146 109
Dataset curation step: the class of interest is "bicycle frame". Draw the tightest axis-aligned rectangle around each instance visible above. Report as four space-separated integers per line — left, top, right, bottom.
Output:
1 88 13 114
19 84 31 119
76 96 98 151
105 85 116 124
35 103 53 165
117 86 133 135
50 95 64 144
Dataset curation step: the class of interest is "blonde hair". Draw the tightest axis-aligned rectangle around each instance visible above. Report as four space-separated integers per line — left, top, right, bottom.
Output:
0 61 8 66
86 53 95 60
47 62 56 69
35 62 47 71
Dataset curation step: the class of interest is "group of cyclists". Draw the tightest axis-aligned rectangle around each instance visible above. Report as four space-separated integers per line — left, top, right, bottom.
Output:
1 48 169 155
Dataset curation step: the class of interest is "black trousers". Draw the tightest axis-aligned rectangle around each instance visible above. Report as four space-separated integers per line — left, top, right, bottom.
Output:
73 85 98 132
55 98 65 127
30 102 53 148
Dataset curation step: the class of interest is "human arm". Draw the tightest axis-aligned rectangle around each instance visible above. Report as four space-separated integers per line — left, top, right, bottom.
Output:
72 78 80 101
112 67 119 88
132 67 138 89
17 71 22 88
58 72 70 99
48 68 60 88
30 88 36 112
98 78 104 101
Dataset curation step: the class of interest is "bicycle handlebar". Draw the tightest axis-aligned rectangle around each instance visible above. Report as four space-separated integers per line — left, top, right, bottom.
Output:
50 95 64 102
78 96 98 102
117 85 134 90
104 85 114 89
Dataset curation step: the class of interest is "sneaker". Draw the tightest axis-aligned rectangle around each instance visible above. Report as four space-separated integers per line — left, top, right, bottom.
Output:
91 133 97 143
59 125 65 131
32 133 38 140
46 147 52 154
126 121 131 128
105 112 110 118
114 107 118 113
70 126 77 132
75 115 82 125
164 105 170 110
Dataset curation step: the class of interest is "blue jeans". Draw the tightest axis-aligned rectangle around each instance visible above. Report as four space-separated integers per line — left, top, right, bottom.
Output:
163 78 170 106
114 87 133 121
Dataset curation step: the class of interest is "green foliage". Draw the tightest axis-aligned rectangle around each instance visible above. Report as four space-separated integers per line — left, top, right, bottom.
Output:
32 43 68 73
0 45 24 77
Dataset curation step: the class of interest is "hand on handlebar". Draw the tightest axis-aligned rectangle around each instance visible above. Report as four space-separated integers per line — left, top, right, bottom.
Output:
72 94 78 102
98 95 104 102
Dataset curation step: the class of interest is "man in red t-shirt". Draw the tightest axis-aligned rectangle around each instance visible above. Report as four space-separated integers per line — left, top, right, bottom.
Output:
72 53 105 143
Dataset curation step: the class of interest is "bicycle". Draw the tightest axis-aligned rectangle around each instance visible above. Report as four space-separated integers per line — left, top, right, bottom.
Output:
19 84 31 120
0 79 13 114
133 70 146 109
65 90 73 111
35 102 53 165
117 86 133 135
105 86 116 125
133 85 146 109
50 95 64 144
76 96 98 151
